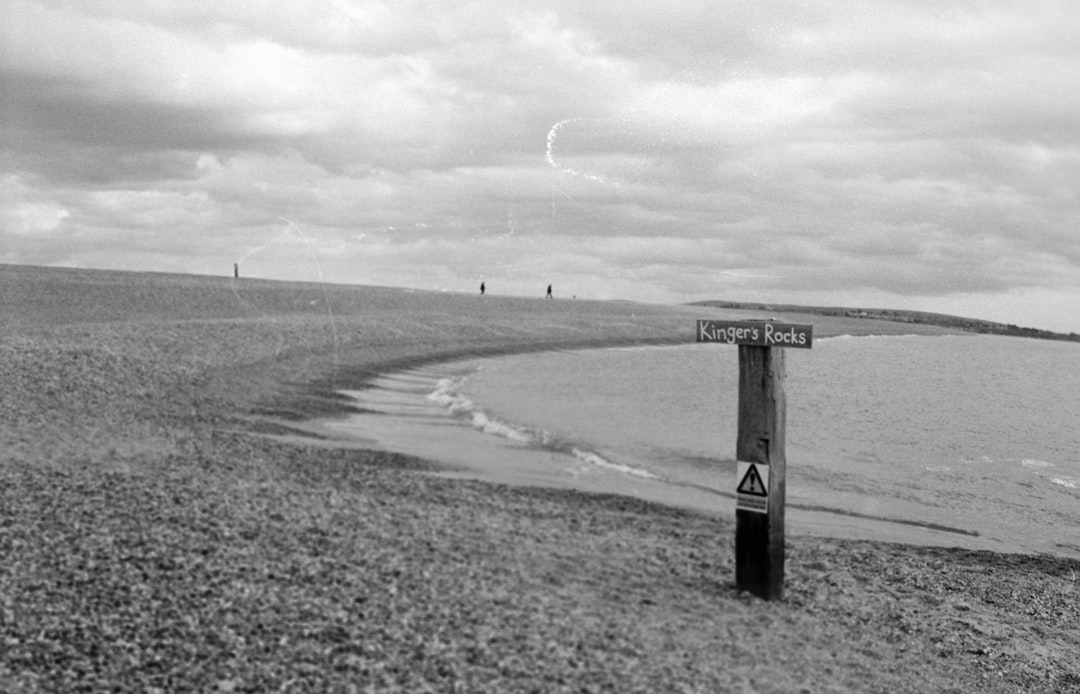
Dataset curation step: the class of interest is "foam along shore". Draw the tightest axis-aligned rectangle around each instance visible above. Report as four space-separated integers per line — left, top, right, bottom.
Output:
2 263 1078 693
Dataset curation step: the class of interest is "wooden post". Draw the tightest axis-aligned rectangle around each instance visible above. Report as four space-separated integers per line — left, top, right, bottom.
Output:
735 345 786 600
234 263 239 279
696 319 809 601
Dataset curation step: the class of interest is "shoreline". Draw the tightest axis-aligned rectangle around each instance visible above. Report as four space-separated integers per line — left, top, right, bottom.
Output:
313 343 1049 562
3 265 1079 692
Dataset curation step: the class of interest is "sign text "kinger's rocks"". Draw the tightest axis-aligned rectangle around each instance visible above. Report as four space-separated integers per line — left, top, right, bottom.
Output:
697 320 813 348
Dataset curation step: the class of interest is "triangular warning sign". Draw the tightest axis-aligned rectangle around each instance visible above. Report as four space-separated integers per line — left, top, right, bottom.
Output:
737 464 768 497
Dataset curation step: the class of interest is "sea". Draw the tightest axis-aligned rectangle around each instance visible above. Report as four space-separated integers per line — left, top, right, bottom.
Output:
329 334 1080 560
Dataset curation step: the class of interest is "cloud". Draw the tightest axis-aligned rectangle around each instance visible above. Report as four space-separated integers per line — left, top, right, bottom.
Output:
1 0 1079 332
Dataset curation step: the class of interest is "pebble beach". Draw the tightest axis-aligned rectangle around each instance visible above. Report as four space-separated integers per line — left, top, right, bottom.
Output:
2 264 1078 693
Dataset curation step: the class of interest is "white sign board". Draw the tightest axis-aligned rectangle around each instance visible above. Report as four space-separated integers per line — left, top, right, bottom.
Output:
736 460 769 514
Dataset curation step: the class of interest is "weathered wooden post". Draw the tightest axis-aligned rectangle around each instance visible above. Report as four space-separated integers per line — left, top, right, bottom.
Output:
697 319 813 600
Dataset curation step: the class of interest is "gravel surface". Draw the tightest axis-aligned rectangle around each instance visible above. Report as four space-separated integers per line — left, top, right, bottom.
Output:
2 264 1078 693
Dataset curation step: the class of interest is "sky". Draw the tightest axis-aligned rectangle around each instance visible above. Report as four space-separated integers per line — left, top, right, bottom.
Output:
2 1 1079 333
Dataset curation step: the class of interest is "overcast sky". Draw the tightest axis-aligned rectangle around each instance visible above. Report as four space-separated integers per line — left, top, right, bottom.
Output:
3 1 1079 332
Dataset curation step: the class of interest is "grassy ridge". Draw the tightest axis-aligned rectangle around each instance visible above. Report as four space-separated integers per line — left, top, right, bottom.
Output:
692 299 1080 342
2 264 1078 693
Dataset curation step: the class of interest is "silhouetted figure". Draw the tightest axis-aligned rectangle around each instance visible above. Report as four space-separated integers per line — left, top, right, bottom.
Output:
546 284 553 299
234 263 239 279
480 281 485 295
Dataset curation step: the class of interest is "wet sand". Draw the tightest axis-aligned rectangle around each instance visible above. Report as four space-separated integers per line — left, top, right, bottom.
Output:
2 264 1078 693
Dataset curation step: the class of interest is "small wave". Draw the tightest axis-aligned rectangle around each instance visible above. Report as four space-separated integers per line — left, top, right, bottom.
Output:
427 376 657 479
818 333 925 342
428 377 530 441
427 376 468 409
1021 458 1055 469
571 448 659 479
1051 477 1078 489
468 410 532 442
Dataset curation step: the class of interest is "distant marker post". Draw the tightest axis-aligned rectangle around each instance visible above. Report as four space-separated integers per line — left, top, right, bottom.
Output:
697 318 813 600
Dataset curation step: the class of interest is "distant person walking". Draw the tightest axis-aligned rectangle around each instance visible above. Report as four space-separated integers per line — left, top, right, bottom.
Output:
546 284 553 299
480 281 485 295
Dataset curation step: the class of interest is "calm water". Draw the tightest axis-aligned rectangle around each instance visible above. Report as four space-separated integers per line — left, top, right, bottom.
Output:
335 335 1080 558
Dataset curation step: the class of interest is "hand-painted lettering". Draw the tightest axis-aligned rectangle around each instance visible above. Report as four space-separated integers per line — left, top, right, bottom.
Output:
764 323 807 346
697 320 813 348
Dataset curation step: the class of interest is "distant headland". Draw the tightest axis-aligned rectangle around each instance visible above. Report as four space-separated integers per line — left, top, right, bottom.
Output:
690 300 1079 343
